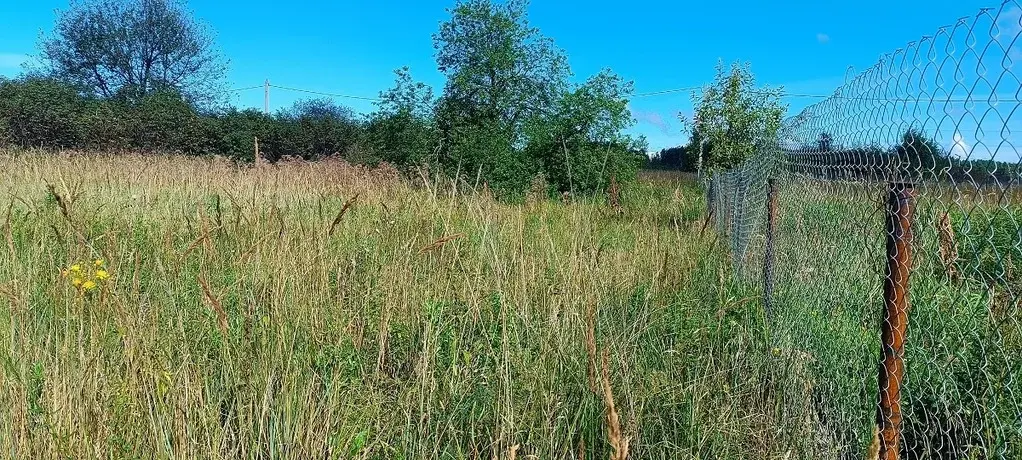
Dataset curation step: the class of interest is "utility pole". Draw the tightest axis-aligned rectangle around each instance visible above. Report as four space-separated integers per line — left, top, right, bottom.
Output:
264 79 270 115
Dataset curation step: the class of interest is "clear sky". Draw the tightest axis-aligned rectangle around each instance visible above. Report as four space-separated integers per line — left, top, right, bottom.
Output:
0 0 1009 153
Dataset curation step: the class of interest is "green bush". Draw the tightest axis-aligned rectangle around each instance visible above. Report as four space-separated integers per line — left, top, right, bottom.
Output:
206 109 273 162
0 76 85 148
439 119 535 200
80 98 131 151
268 98 362 161
127 90 206 153
0 76 368 162
534 140 645 196
366 66 437 169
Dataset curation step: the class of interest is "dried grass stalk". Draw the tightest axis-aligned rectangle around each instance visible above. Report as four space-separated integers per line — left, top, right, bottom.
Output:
198 275 228 335
937 210 959 281
601 349 629 460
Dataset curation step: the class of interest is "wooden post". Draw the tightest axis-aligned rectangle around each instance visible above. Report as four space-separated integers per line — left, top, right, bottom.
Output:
264 79 270 115
877 181 914 460
254 136 261 166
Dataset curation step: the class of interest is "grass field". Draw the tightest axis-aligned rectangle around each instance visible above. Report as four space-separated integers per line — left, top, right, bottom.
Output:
716 173 1021 460
0 152 797 459
2 152 1017 459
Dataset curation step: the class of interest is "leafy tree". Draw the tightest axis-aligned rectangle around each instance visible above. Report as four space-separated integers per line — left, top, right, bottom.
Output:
895 128 944 174
434 0 567 132
687 61 786 172
38 0 228 106
433 0 569 196
683 125 714 174
366 67 437 167
526 69 645 194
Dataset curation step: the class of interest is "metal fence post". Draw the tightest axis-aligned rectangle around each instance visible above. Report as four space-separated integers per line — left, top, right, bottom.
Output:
763 177 777 321
701 178 716 236
707 178 715 220
878 181 914 460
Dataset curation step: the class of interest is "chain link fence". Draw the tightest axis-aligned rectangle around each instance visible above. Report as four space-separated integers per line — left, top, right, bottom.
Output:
710 3 1021 458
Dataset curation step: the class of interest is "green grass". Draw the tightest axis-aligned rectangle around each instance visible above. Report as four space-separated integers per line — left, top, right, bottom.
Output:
0 153 796 459
2 154 1016 459
740 176 1022 459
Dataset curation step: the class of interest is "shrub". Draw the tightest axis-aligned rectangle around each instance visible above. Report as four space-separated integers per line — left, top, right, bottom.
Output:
0 76 85 148
126 90 206 153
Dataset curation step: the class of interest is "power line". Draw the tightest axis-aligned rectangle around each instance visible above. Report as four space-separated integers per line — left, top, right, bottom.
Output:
234 81 948 104
633 86 824 99
632 85 1019 103
235 81 1015 108
269 84 380 102
228 85 263 92
633 86 703 98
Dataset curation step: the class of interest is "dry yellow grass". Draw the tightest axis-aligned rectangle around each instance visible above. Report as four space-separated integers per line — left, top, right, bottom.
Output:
2 151 924 459
2 151 781 459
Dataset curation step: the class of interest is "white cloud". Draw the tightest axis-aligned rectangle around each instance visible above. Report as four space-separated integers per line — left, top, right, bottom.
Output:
816 33 830 44
949 131 971 158
0 53 28 69
995 7 1021 65
996 6 1021 35
630 106 672 135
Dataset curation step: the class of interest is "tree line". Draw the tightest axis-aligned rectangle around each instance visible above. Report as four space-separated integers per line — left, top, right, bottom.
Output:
647 60 1017 186
0 0 647 200
0 77 364 162
790 130 1021 185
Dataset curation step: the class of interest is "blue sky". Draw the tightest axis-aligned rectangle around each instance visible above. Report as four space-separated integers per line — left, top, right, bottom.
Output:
0 0 1012 154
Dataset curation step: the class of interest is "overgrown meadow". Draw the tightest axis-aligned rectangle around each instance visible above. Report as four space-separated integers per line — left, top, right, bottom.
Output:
2 152 1018 459
0 152 796 459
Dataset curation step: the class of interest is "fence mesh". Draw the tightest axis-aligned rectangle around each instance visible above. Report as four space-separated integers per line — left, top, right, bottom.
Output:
710 3 1022 458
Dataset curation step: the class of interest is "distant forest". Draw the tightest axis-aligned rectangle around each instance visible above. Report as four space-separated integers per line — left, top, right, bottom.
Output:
647 130 1020 187
645 145 697 171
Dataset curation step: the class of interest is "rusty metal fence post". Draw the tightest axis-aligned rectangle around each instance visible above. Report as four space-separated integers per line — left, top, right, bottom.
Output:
877 181 914 460
706 178 714 217
763 177 777 321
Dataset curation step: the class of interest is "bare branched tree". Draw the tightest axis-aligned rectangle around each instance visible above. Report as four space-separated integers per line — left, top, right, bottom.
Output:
38 0 228 106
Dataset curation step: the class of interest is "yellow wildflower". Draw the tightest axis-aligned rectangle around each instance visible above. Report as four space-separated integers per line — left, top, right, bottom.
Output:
70 264 82 273
94 259 104 267
72 278 83 287
772 347 782 357
82 280 97 291
95 270 110 281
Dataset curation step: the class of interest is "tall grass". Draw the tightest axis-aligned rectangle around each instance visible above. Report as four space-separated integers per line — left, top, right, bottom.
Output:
0 153 799 459
741 176 1022 459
